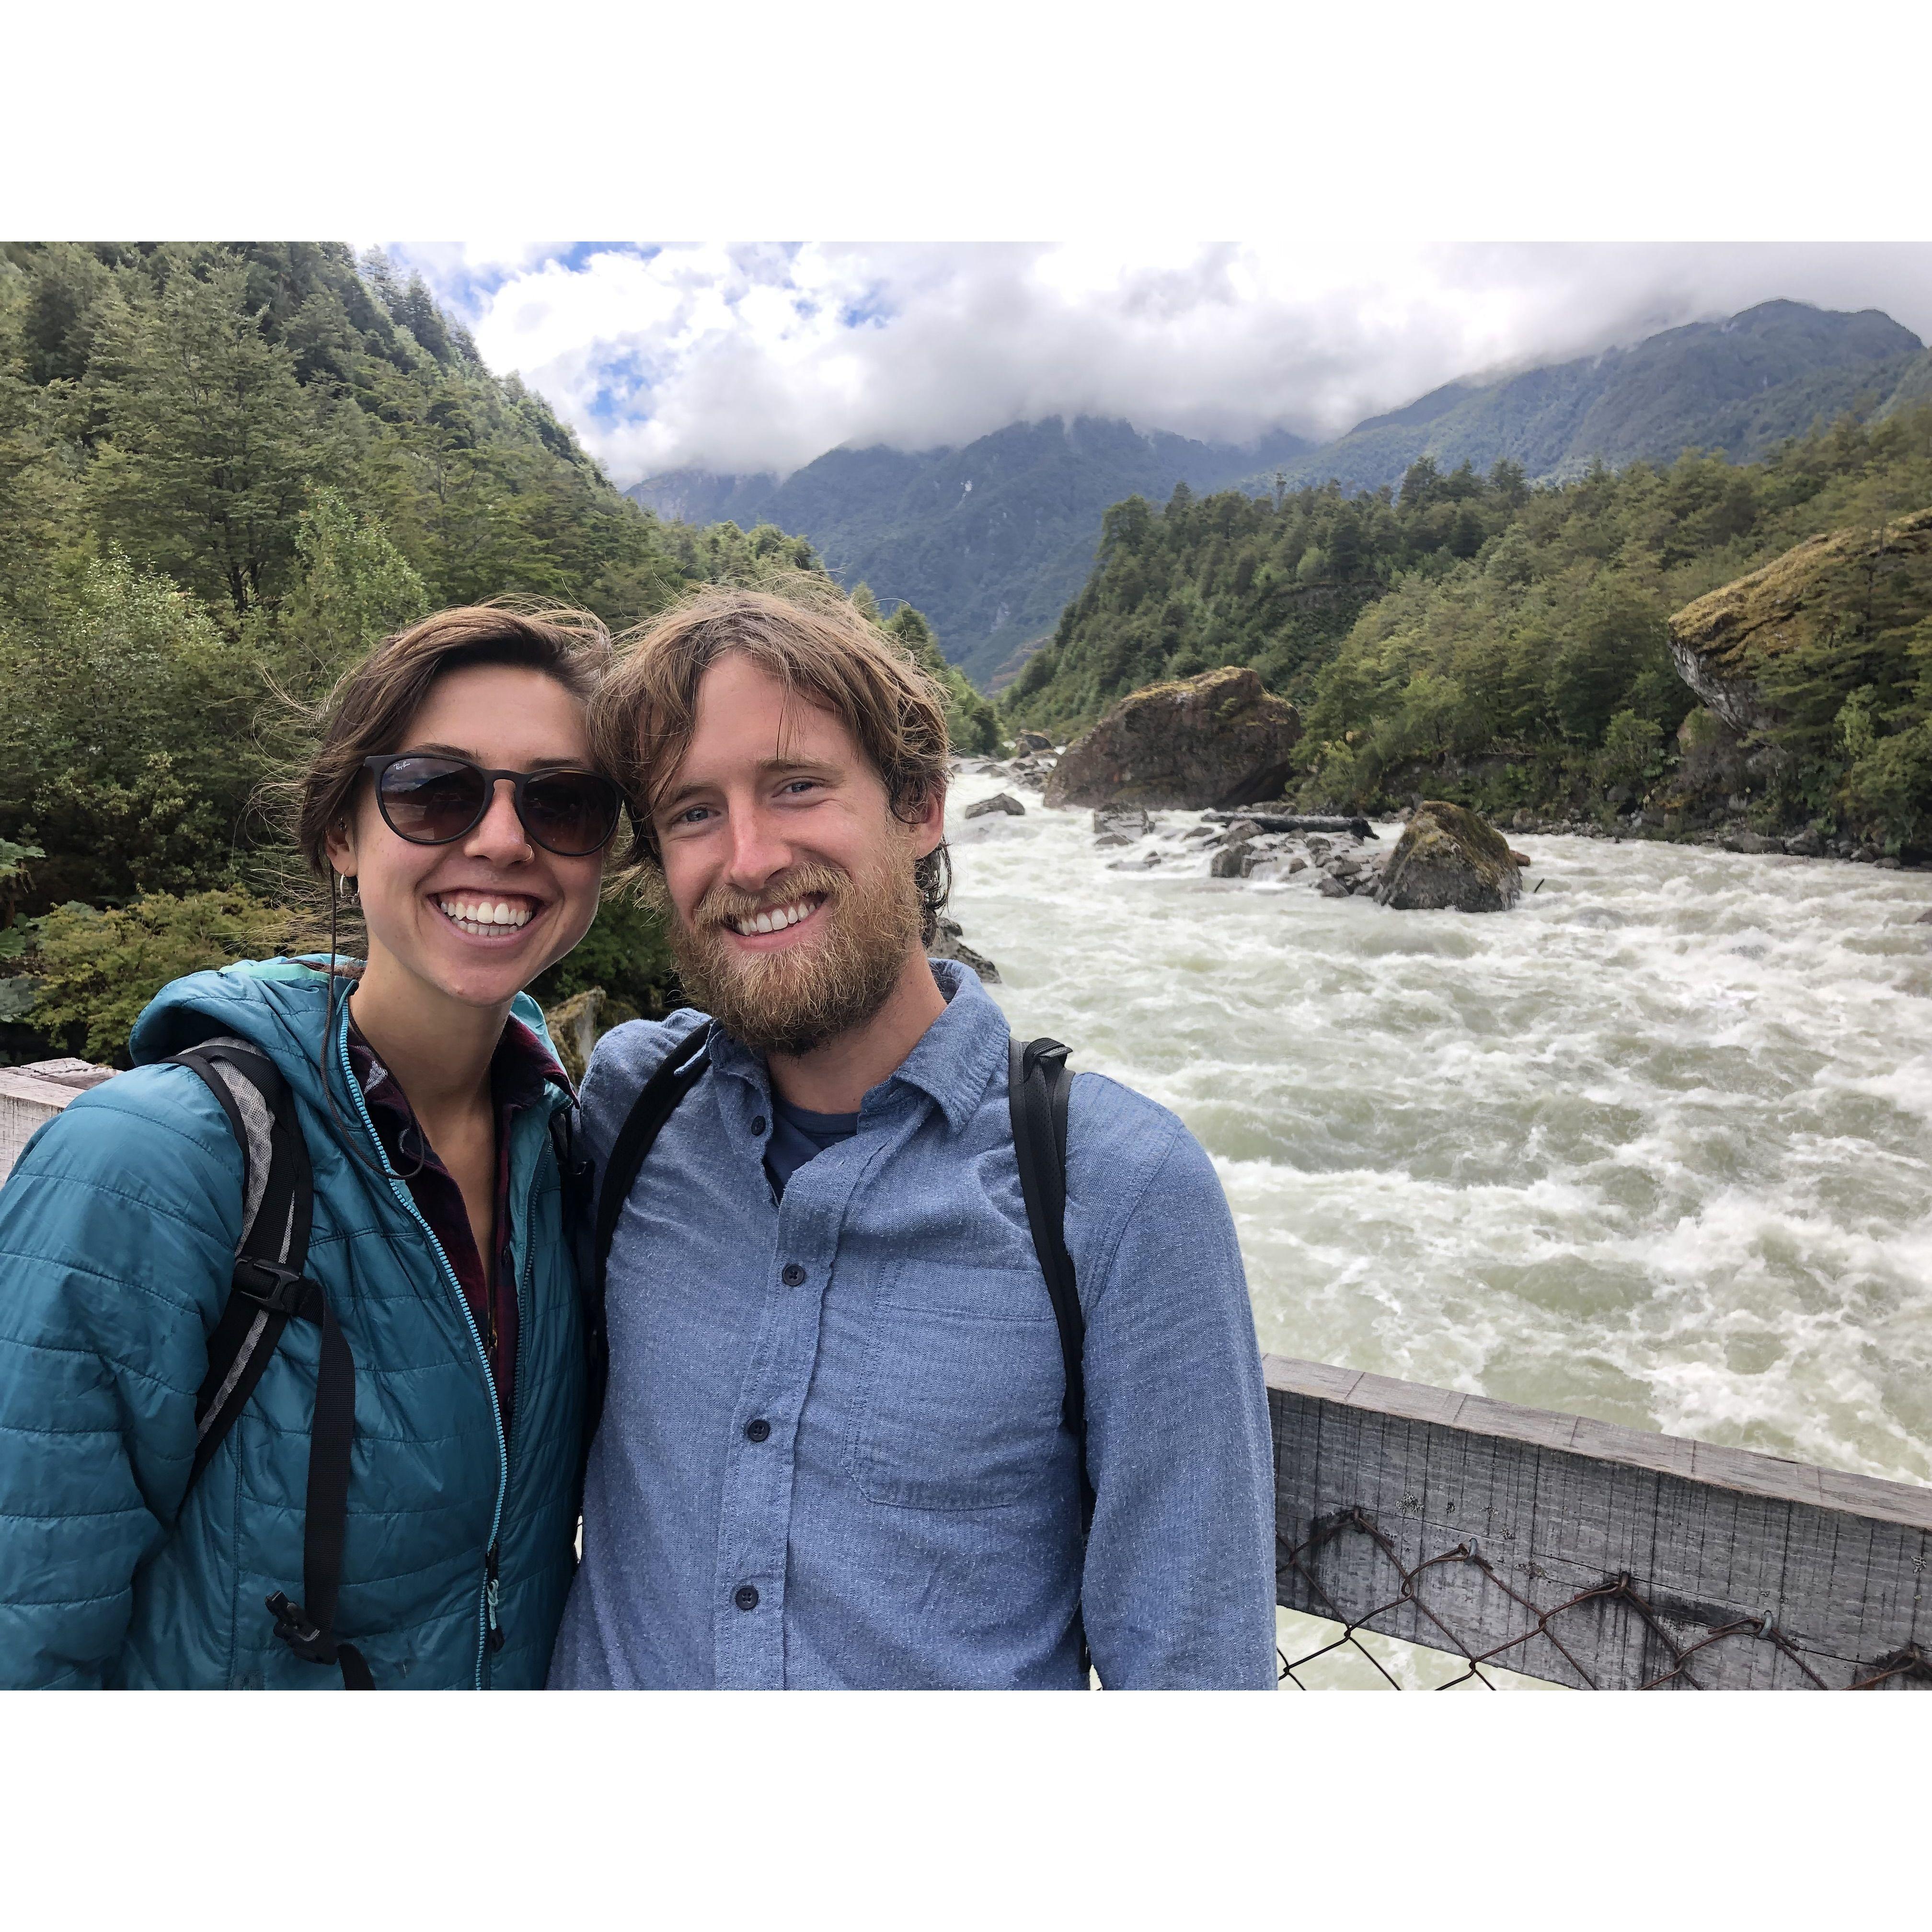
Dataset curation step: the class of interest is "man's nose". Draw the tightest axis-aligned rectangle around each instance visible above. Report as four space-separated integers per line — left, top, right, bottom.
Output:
724 802 791 890
462 780 533 864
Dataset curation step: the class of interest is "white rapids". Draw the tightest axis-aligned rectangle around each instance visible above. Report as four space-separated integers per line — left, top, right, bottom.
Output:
948 770 1932 1489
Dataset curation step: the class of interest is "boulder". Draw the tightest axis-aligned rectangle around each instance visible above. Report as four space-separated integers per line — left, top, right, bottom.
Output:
964 791 1025 819
1375 801 1522 912
1012 730 1054 756
1044 666 1303 811
1668 507 1932 740
1209 842 1253 878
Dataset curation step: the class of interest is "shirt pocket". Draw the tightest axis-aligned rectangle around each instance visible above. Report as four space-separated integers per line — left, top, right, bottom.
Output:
850 1260 1065 1510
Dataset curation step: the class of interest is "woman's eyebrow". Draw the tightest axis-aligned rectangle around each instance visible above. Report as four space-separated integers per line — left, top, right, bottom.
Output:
397 742 588 770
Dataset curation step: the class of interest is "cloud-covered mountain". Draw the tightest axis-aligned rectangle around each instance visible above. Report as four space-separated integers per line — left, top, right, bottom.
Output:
632 301 1926 692
1247 300 1925 497
630 417 1311 688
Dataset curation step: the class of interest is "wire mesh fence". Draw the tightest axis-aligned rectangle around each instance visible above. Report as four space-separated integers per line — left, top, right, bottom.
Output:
1276 1505 1932 1691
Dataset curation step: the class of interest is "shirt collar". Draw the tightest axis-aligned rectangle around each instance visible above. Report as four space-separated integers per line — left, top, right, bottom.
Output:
707 956 1007 1136
346 1009 566 1113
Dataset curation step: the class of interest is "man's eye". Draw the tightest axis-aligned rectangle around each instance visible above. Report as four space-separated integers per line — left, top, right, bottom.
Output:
779 780 819 797
670 805 713 827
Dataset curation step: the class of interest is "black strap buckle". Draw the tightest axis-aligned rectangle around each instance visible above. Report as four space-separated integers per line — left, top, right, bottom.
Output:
266 1589 331 1660
231 1257 314 1317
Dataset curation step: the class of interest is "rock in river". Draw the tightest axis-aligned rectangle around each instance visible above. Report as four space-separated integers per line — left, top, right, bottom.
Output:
929 918 1000 982
1043 666 1302 811
1376 800 1522 912
964 791 1025 819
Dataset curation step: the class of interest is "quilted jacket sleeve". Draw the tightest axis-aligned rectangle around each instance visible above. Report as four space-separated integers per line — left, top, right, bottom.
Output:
0 1067 241 1688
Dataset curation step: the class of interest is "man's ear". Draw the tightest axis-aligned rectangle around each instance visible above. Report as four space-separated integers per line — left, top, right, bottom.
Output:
909 778 947 859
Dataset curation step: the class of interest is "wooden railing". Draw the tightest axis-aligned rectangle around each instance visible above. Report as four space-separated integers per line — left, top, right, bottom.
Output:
8 1064 1928 1688
1268 1355 1932 1689
0 1058 112 1181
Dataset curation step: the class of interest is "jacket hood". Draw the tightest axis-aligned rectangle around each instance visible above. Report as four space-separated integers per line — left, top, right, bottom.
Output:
127 956 566 1116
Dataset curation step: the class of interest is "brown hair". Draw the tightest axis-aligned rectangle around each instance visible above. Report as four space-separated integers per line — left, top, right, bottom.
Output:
295 602 614 880
591 579 953 939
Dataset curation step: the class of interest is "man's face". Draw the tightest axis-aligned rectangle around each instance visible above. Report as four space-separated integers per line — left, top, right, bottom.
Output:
648 652 945 1056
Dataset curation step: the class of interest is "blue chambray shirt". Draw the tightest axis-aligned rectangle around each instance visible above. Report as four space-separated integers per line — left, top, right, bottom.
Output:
548 960 1276 1690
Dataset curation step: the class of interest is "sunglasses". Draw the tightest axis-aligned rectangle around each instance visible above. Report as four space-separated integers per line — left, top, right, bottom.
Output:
361 754 622 858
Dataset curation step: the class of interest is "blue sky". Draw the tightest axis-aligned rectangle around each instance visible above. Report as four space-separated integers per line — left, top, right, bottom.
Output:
389 242 1932 487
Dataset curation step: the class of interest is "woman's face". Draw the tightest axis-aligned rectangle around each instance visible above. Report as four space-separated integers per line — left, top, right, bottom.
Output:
326 662 607 1013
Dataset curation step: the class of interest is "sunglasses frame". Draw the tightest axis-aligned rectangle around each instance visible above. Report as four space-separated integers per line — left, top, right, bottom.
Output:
359 753 622 858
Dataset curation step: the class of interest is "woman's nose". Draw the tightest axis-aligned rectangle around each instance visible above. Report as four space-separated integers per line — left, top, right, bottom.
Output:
464 780 533 862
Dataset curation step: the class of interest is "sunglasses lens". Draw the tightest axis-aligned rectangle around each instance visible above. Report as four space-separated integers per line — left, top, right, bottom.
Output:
377 757 486 843
521 771 621 856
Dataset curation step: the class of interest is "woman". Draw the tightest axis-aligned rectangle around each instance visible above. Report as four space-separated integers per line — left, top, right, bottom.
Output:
0 606 621 1688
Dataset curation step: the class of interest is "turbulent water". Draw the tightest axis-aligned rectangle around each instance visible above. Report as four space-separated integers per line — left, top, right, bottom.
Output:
947 771 1932 1490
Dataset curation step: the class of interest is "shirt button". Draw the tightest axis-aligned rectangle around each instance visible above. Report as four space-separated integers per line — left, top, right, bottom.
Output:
751 1115 767 1136
734 1584 760 1612
781 1262 805 1287
745 1418 771 1443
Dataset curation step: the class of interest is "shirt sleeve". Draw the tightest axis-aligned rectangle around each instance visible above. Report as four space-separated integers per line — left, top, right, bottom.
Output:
0 1071 239 1688
1074 1105 1278 1690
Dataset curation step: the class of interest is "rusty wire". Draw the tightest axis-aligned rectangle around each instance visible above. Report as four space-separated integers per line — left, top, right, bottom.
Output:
1275 1505 1915 1690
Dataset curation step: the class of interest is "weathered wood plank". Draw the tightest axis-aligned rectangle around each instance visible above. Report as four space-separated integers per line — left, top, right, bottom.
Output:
0 1060 115 1186
1265 1354 1932 1689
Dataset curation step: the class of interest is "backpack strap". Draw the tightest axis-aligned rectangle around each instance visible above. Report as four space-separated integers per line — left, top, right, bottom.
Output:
169 1040 372 1691
1008 1036 1091 1521
584 1021 714 1433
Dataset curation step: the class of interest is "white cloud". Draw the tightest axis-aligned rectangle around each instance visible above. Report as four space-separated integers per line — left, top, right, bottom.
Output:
390 242 1932 486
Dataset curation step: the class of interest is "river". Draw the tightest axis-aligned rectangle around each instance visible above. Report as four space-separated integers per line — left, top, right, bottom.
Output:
948 771 1932 1495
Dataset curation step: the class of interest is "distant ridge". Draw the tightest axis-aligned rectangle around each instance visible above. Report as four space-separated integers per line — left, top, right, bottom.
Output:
1243 300 1925 497
630 416 1312 688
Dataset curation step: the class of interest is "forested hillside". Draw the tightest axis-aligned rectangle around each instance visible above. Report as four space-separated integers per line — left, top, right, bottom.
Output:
1005 403 1932 845
631 416 1312 688
0 242 987 1061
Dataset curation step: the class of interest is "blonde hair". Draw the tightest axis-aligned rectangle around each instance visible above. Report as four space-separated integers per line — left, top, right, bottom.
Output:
592 580 953 938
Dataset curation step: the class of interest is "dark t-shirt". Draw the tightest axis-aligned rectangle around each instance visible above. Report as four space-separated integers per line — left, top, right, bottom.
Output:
764 1094 859 1198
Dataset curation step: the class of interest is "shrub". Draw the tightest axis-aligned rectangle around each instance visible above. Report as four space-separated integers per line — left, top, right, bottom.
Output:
28 889 298 1063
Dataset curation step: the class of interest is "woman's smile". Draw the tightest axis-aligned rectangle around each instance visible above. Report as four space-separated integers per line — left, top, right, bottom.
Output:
431 889 548 941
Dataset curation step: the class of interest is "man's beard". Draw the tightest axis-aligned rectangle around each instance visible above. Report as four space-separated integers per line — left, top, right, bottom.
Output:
651 854 925 1057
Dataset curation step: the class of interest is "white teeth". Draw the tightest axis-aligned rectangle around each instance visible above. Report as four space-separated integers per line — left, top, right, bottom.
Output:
437 896 532 934
734 898 818 936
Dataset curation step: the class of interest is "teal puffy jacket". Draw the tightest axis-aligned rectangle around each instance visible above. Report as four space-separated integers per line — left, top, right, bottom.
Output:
0 959 586 1689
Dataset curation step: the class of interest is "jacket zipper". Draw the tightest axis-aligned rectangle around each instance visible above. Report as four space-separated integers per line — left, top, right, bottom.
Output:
485 1149 549 1675
334 1010 509 1691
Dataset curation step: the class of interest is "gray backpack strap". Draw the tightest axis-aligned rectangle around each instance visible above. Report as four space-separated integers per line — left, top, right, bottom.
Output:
168 1037 315 1484
168 1037 372 1689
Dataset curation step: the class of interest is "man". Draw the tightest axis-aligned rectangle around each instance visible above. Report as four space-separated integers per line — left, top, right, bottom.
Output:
549 586 1276 1689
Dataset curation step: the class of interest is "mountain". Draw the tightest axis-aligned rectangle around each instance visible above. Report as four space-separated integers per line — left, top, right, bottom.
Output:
1246 301 1925 498
629 417 1313 688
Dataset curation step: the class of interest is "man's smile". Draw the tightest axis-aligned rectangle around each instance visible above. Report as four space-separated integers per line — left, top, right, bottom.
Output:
723 893 828 946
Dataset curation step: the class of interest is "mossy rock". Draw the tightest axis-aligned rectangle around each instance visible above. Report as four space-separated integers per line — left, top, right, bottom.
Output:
1668 506 1932 739
1043 666 1302 810
1377 801 1521 912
